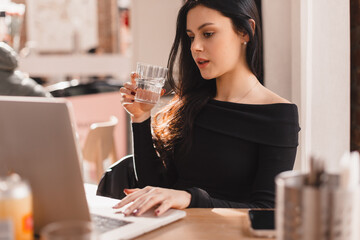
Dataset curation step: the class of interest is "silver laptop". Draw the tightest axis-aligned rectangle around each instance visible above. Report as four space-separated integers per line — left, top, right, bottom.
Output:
0 96 186 239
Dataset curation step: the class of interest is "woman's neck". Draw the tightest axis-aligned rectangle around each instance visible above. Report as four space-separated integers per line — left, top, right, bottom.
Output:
214 66 259 103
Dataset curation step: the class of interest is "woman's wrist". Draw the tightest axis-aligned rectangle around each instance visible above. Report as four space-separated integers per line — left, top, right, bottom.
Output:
183 191 191 208
131 112 151 123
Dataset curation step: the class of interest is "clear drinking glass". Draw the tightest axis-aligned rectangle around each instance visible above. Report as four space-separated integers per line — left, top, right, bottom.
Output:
135 62 168 104
40 221 98 240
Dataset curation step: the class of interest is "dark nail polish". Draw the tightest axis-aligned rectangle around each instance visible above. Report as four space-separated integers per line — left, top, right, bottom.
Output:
133 209 139 216
131 91 136 95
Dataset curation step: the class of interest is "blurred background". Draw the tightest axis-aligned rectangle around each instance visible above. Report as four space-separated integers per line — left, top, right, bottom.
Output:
0 0 358 182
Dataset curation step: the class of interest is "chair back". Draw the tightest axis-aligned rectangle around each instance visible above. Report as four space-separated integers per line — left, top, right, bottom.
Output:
82 116 118 182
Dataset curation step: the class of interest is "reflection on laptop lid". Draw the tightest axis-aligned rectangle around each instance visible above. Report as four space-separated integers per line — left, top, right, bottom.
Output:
0 96 185 239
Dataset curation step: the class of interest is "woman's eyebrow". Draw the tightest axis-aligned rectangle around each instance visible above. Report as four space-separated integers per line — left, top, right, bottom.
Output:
186 22 215 33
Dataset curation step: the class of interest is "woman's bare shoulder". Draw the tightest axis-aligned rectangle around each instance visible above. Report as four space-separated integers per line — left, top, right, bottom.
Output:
252 85 292 104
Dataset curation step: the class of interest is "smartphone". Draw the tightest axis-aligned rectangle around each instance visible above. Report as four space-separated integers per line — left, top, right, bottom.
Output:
248 209 276 238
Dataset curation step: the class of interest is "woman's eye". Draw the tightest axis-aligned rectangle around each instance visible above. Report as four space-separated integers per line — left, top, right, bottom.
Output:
203 32 214 38
188 36 194 42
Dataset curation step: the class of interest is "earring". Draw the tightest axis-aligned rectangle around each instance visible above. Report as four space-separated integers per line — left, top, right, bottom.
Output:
243 42 247 45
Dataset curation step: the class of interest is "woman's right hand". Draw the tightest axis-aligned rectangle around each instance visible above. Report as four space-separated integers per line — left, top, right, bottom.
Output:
120 72 154 123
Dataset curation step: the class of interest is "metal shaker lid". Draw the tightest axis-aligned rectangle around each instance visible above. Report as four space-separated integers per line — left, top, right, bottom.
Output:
0 173 31 199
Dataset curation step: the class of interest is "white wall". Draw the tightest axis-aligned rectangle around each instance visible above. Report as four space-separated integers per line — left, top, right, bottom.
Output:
262 0 350 171
130 0 183 69
310 0 350 171
262 0 292 100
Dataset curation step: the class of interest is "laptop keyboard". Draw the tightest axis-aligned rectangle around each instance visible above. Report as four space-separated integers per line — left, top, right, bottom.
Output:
91 214 132 234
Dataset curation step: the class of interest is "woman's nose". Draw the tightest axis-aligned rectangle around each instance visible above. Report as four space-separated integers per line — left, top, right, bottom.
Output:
191 38 203 52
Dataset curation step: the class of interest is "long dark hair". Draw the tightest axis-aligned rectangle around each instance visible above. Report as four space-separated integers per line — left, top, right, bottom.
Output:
153 0 262 163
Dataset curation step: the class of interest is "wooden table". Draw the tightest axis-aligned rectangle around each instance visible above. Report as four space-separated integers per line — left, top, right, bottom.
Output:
134 208 275 240
85 185 274 239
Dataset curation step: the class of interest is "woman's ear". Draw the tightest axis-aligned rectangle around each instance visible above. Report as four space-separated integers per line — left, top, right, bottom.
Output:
240 19 256 44
249 19 256 36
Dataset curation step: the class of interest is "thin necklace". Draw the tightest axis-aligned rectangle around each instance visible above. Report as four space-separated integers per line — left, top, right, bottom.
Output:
237 80 259 103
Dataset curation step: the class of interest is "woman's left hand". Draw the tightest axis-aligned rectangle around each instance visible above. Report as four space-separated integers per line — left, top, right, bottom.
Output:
112 186 191 216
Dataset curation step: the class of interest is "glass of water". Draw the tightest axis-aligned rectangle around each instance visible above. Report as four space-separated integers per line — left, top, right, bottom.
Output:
135 62 168 104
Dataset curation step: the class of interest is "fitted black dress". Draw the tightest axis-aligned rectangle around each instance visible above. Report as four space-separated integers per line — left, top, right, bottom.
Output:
132 99 300 208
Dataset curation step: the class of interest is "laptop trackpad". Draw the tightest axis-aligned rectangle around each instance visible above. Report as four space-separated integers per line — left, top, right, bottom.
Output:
91 214 132 234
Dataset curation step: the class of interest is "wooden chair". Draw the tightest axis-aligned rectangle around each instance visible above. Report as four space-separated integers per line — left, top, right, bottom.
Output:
82 116 118 183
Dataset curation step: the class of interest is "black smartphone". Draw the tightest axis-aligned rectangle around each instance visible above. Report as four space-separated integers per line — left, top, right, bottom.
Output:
248 209 276 237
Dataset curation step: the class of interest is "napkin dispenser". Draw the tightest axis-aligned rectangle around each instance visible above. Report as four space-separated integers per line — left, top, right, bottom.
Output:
276 156 360 240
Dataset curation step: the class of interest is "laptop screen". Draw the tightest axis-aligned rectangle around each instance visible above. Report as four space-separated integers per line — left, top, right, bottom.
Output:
0 96 90 234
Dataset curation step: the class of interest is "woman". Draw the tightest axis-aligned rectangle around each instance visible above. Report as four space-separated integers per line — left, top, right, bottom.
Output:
115 0 300 216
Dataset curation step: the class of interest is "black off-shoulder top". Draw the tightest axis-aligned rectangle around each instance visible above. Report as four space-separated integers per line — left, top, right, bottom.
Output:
132 99 300 208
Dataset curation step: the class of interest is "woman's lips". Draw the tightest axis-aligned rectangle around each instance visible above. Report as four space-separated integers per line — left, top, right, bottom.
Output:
196 58 210 68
